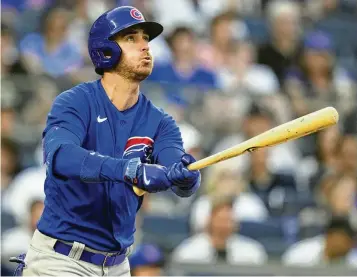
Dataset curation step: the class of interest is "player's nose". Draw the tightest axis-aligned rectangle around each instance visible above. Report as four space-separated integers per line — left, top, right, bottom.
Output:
140 42 149 52
139 37 150 52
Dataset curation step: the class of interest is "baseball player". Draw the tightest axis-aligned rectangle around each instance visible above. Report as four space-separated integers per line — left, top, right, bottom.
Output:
13 5 201 276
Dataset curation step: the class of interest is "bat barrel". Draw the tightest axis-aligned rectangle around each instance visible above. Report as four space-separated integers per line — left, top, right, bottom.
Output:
187 107 339 171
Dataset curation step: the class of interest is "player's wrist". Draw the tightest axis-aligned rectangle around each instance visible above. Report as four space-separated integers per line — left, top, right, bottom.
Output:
123 157 142 186
100 157 130 183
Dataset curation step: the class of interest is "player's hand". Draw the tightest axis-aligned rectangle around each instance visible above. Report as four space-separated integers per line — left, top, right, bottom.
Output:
167 154 201 197
123 158 171 193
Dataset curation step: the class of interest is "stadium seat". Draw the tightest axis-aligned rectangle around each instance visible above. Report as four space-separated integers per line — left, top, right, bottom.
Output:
239 219 296 257
141 215 190 252
239 220 283 240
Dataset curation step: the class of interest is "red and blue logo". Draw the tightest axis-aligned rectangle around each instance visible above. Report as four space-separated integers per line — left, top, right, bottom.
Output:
130 8 144 20
123 136 154 163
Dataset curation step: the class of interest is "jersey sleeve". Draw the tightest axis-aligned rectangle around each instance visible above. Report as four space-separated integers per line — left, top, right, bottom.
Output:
152 112 185 166
43 89 89 144
42 89 127 183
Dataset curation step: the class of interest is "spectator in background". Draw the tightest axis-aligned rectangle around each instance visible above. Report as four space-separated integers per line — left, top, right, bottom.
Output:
326 174 357 219
282 216 357 267
190 164 268 233
284 30 355 119
257 0 303 85
217 40 279 95
303 0 357 21
147 26 218 108
1 102 17 141
172 196 268 265
0 137 19 235
9 0 53 39
150 0 199 35
246 147 298 216
198 0 263 20
129 244 165 276
1 23 28 77
66 0 110 68
298 173 357 241
337 135 357 176
2 142 46 226
296 126 341 192
19 6 84 81
1 199 44 272
198 11 248 71
148 26 218 90
1 23 32 119
66 0 92 63
1 137 21 193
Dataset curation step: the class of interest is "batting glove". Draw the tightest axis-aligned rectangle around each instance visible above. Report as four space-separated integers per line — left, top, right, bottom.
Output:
123 158 171 193
167 154 201 197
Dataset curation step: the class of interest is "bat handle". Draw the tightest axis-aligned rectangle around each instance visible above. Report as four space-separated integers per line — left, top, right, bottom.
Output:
133 161 202 196
186 161 203 171
133 186 146 196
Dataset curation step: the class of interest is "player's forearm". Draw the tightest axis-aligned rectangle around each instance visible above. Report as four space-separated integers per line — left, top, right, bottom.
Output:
53 144 126 183
44 126 127 183
156 147 185 166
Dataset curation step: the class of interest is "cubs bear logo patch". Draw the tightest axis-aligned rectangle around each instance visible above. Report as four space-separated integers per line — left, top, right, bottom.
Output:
123 136 154 164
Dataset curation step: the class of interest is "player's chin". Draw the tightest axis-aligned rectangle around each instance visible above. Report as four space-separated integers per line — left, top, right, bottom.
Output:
136 66 153 78
134 69 152 81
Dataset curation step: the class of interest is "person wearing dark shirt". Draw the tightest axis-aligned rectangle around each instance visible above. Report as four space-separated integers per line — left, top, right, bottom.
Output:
246 146 297 216
257 0 303 85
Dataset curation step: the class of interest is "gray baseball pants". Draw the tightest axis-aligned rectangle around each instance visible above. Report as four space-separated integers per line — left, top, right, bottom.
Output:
22 229 131 276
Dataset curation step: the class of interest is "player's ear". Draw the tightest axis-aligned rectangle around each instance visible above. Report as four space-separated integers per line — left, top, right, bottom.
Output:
103 50 112 59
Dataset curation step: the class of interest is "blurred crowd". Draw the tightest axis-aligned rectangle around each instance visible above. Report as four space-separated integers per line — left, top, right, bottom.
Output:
1 0 357 275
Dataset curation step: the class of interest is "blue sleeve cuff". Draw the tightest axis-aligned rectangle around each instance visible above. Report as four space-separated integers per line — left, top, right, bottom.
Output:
80 152 109 183
100 156 127 183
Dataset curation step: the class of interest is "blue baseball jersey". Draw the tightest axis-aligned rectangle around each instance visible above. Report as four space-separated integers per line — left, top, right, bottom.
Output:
37 79 184 251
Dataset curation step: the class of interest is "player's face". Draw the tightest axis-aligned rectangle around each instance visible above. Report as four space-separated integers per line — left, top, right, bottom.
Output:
114 27 153 81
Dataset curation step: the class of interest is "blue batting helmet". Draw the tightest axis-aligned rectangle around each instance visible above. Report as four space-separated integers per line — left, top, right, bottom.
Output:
88 6 163 75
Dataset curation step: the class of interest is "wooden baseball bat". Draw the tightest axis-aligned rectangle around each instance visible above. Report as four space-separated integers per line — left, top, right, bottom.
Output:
133 106 339 196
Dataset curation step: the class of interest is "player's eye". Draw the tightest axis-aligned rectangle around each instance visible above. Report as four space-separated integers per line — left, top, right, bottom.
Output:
143 35 149 42
126 36 135 42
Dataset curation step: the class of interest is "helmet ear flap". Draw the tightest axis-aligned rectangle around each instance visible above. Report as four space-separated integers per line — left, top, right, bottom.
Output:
89 39 122 74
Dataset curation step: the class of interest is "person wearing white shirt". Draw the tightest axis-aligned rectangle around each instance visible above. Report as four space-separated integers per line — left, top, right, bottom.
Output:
2 199 44 272
282 216 357 268
189 165 268 233
172 196 268 265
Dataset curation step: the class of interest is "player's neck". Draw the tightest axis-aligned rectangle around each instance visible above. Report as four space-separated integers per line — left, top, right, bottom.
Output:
101 74 140 111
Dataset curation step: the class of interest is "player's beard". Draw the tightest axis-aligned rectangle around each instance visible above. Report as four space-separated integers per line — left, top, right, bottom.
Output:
115 55 153 82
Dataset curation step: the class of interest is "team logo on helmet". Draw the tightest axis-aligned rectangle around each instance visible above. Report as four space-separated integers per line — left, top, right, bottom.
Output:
130 8 144 20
